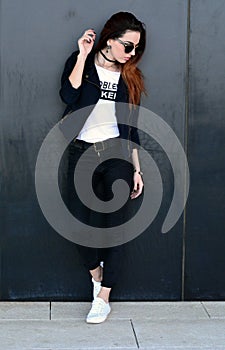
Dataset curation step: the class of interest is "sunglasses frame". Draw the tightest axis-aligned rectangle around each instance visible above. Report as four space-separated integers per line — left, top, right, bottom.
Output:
115 38 139 54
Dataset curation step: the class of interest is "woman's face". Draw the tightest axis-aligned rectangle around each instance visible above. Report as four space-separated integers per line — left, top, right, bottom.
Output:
108 30 141 63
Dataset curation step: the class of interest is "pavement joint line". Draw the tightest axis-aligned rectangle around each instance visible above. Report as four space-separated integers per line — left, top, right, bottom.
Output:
50 301 52 320
200 301 211 318
130 318 139 349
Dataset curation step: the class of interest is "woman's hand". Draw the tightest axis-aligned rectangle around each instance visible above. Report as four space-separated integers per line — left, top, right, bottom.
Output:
78 29 96 58
68 29 96 89
130 172 144 199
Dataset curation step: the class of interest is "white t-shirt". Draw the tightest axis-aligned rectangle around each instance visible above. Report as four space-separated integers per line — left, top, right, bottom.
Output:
77 64 121 142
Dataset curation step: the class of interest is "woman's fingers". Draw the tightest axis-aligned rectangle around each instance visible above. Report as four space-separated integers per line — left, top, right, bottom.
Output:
82 29 96 42
130 175 144 199
79 34 94 45
78 29 96 54
130 188 142 199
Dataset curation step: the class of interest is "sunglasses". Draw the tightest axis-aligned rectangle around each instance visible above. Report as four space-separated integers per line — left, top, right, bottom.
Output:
115 38 140 54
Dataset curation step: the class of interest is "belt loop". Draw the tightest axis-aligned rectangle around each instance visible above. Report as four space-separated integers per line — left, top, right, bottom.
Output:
94 141 105 152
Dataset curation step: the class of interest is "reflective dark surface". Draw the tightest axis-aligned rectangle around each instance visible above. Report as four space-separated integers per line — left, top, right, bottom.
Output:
0 0 224 300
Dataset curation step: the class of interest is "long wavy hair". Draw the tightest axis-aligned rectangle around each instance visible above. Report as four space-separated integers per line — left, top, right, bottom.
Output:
95 12 146 105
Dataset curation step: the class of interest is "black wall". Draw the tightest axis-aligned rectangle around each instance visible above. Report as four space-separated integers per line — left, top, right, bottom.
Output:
0 0 224 301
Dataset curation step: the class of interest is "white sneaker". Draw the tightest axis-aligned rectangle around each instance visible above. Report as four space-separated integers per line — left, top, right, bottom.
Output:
92 277 102 300
86 297 111 323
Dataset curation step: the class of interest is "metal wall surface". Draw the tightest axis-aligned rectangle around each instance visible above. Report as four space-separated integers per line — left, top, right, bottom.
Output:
0 0 224 300
184 0 225 299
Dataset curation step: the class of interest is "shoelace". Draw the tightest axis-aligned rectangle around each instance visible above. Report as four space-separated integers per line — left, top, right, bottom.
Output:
90 299 105 314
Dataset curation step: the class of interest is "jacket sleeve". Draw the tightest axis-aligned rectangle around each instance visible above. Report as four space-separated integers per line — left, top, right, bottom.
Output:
59 50 82 105
130 105 141 150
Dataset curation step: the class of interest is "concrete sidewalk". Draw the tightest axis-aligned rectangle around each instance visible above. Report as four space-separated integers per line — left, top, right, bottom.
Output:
0 301 225 349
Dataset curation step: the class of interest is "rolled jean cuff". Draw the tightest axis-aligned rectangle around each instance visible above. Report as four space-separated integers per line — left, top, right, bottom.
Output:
100 280 115 289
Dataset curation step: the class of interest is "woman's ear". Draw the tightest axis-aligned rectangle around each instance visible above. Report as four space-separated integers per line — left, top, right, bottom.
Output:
107 40 112 47
106 40 112 52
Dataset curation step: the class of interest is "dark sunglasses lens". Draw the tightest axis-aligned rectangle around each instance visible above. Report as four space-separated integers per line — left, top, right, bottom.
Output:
125 45 134 53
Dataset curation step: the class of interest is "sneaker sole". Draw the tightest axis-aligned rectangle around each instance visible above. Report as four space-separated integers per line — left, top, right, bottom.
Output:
86 310 111 324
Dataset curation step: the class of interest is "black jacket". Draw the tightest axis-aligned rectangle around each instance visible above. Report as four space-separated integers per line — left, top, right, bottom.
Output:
59 50 140 158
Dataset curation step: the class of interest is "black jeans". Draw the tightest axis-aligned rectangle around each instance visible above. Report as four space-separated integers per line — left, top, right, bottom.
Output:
66 138 134 288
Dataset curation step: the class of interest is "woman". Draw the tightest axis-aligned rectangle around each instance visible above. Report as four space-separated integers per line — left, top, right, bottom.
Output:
59 11 146 323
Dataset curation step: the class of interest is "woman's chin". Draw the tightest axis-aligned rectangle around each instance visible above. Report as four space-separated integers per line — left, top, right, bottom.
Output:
117 57 130 64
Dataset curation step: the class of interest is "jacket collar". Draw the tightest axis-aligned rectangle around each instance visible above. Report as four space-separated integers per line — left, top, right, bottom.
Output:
83 50 128 102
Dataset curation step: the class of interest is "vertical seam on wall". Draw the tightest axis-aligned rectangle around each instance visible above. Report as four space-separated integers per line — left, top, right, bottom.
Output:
181 0 191 301
0 0 2 301
0 0 2 107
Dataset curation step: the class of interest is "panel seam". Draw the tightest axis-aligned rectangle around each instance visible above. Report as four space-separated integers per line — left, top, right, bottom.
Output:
0 0 2 302
181 0 191 301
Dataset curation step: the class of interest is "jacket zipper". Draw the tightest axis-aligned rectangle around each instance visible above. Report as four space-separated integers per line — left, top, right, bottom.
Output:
84 77 101 91
59 109 72 124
